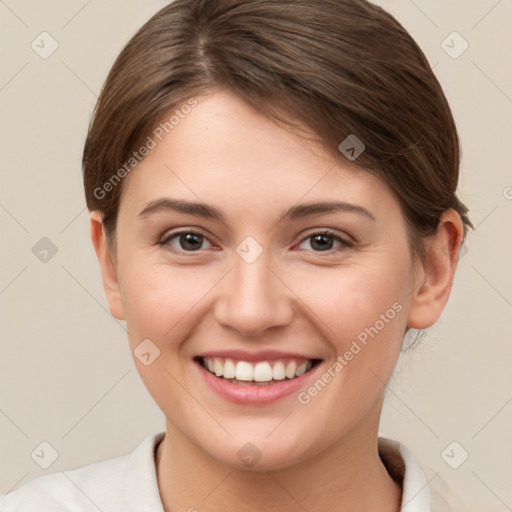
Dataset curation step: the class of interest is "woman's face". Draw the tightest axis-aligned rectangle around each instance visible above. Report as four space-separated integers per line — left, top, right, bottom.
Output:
97 89 427 470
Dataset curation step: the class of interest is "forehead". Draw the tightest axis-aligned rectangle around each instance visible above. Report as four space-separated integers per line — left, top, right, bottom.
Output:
119 89 400 223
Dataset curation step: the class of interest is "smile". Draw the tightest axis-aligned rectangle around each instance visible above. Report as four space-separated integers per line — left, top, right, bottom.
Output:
197 356 320 385
194 349 324 404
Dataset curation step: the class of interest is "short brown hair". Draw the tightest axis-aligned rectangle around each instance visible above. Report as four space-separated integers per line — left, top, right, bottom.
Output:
82 0 473 263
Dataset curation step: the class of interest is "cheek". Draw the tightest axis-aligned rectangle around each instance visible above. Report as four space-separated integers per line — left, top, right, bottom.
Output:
119 247 411 351
118 258 220 348
292 255 410 408
292 257 409 347
288 263 408 428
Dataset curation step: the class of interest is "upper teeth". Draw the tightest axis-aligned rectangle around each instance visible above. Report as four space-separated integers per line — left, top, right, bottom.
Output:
202 357 313 382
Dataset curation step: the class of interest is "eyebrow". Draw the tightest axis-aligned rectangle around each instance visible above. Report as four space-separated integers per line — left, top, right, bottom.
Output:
138 198 376 223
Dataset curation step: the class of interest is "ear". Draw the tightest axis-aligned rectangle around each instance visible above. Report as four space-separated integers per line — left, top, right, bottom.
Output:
89 211 125 320
407 209 464 329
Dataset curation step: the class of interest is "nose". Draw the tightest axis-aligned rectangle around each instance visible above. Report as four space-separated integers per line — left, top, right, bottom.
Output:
213 251 294 337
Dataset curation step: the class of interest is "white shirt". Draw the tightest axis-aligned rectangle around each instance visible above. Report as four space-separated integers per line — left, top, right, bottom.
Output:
0 432 462 511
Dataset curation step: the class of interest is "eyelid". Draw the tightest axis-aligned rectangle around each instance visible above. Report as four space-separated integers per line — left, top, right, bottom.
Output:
299 227 355 244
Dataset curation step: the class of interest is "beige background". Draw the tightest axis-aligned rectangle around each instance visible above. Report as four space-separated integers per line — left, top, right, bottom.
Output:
0 0 511 509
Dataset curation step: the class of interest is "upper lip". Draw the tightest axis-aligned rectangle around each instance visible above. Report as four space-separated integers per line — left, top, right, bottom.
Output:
195 349 322 363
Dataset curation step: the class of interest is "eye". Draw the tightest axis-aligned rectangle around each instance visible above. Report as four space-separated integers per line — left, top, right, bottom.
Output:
159 229 352 254
297 230 353 252
160 230 213 252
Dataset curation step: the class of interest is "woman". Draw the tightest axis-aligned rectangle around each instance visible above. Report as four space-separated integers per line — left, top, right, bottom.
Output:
1 0 472 510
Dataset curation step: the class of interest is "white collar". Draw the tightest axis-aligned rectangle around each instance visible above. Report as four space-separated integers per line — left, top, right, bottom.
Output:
379 437 431 511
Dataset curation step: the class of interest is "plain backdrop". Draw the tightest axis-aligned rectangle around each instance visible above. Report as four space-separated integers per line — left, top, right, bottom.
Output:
0 0 511 509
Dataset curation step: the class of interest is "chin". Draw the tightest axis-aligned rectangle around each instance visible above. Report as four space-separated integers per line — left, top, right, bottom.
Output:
197 431 318 473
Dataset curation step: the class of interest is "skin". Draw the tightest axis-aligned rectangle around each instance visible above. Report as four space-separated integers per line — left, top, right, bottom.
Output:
90 88 464 512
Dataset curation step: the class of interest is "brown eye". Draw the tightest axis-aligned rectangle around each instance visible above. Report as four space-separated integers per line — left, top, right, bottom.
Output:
161 231 212 252
298 230 352 253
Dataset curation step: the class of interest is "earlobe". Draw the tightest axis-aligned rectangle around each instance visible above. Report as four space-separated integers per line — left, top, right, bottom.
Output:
89 211 125 320
407 209 464 330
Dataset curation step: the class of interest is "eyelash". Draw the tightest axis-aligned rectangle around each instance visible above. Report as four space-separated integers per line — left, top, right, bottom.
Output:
159 229 354 254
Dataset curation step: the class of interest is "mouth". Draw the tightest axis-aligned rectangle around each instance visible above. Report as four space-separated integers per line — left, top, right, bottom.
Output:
194 356 322 386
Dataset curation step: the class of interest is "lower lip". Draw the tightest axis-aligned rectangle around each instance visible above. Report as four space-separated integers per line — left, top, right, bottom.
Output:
195 360 321 405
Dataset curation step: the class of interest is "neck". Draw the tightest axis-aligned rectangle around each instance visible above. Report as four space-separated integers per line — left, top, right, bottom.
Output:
155 404 401 512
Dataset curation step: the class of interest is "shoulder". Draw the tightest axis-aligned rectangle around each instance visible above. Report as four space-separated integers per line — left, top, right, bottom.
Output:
0 453 127 511
0 432 165 512
424 465 467 512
